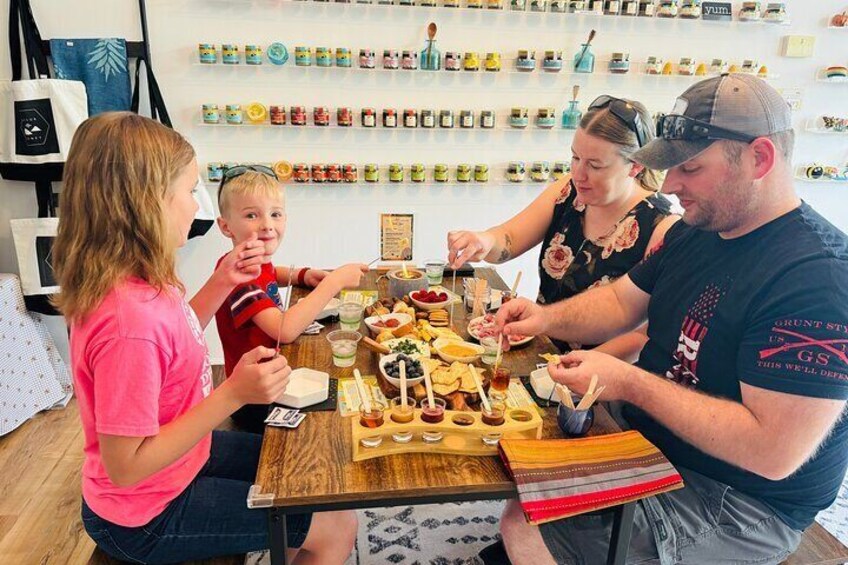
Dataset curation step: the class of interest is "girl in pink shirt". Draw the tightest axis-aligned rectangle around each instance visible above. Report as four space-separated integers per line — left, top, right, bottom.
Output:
52 112 356 564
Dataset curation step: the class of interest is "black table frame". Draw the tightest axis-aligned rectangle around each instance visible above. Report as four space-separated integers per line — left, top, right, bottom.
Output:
267 494 636 565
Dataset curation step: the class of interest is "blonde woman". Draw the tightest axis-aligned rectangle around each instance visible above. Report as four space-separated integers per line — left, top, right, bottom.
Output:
53 112 356 564
448 96 679 361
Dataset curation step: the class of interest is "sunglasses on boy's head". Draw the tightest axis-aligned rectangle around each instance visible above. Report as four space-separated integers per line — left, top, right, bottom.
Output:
217 165 279 209
588 95 649 148
656 114 758 143
219 164 278 188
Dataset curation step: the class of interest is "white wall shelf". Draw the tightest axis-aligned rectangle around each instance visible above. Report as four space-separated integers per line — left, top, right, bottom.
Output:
219 0 792 29
192 61 778 80
197 120 578 132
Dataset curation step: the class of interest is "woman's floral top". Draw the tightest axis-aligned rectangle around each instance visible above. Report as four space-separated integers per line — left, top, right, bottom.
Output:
538 179 673 351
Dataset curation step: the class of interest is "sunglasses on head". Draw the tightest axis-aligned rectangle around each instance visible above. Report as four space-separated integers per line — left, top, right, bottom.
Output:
588 95 649 148
219 164 278 188
217 164 279 208
656 114 758 143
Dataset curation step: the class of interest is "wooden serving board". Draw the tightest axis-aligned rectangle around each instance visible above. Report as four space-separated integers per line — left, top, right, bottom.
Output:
350 404 543 461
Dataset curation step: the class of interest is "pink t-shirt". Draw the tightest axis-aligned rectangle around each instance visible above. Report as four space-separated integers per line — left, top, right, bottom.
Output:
71 277 213 527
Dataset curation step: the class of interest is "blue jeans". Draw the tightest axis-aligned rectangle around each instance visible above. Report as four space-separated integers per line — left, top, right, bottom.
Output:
81 431 312 564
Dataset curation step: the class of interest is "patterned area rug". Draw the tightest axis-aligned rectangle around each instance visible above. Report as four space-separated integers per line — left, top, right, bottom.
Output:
353 501 504 565
816 473 848 546
250 501 504 565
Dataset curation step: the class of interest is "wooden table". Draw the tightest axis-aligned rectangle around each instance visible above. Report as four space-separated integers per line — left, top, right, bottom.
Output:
253 268 635 565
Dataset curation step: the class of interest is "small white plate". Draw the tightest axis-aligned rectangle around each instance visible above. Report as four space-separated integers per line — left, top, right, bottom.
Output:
363 312 413 335
310 297 340 320
530 367 558 403
275 368 329 408
467 314 535 347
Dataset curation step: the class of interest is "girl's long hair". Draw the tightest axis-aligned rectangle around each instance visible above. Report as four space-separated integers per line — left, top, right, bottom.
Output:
52 112 195 321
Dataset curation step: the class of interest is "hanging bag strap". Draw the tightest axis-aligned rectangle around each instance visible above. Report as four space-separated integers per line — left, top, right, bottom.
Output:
8 0 56 219
130 54 172 127
8 0 50 81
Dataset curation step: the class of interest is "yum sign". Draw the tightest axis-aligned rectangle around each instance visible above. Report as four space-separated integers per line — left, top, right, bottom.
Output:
702 2 733 20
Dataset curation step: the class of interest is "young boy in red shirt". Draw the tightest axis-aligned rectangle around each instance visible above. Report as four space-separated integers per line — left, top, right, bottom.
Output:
215 166 367 432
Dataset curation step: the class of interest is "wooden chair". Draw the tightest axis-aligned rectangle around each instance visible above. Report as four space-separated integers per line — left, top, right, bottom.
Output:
88 548 244 564
781 522 848 565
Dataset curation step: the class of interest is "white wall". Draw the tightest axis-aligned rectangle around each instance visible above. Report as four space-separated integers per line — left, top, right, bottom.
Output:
2 0 847 364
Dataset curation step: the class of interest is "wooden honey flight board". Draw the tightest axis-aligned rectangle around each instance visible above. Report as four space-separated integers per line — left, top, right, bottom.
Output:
350 403 543 461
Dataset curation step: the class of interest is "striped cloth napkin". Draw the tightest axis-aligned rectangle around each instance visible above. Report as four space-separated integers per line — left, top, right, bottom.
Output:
498 431 684 525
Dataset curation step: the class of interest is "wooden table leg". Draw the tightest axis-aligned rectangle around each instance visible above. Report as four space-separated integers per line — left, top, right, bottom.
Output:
606 502 636 565
269 507 289 565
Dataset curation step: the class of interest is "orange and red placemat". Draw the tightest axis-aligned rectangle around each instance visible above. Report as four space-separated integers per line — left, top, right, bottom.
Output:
498 431 684 525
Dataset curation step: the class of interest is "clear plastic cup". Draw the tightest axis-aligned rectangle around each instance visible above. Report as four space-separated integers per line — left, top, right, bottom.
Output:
359 400 386 447
481 401 505 446
425 259 447 285
390 396 417 443
338 302 365 331
421 397 447 443
326 329 361 367
481 337 499 365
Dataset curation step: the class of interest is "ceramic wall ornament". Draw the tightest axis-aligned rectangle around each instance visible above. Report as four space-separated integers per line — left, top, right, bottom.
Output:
268 43 289 65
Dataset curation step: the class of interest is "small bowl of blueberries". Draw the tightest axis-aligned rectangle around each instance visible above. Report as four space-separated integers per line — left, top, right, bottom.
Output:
379 353 425 389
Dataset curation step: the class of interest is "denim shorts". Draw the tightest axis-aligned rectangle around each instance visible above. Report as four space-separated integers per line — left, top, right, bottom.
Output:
538 466 802 565
81 430 311 564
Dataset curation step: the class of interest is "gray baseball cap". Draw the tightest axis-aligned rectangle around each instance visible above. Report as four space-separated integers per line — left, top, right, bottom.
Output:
632 74 793 170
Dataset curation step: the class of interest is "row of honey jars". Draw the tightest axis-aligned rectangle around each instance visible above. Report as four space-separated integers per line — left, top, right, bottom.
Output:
198 43 289 65
361 50 502 71
207 161 293 182
644 57 769 77
516 50 565 72
292 164 360 183
506 161 570 182
288 163 492 183
205 104 595 130
210 161 570 184
297 0 658 14
509 107 563 129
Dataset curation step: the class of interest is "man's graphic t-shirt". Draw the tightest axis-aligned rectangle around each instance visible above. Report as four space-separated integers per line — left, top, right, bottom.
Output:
628 202 848 530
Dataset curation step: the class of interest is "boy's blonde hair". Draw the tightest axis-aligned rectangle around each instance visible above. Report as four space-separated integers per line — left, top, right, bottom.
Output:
52 112 196 321
218 171 285 218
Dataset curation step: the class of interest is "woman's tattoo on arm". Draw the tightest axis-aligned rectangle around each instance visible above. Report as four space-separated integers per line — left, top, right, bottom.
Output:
498 233 513 262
